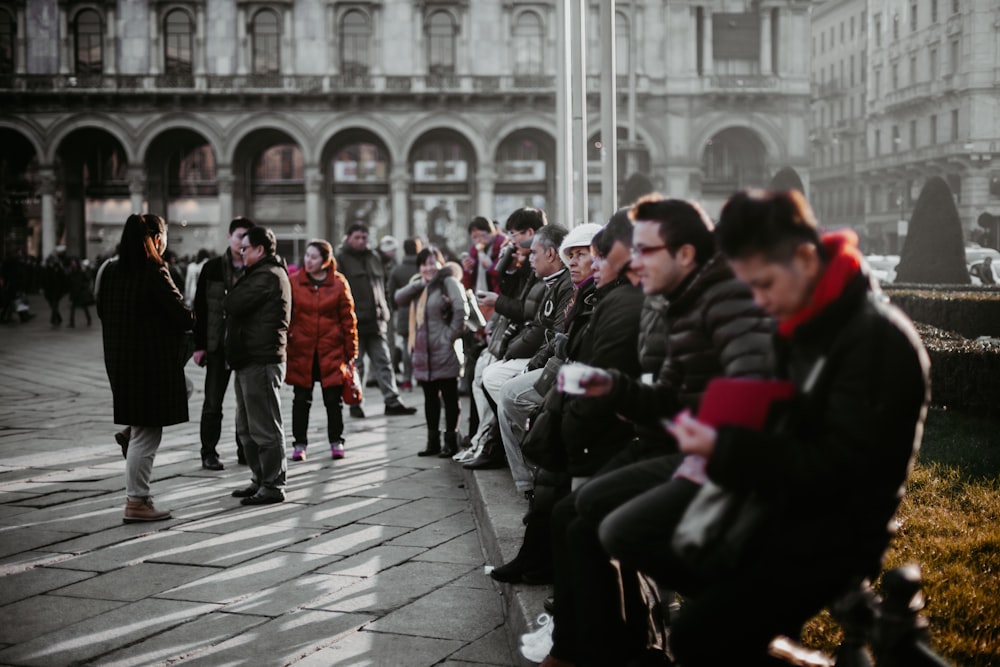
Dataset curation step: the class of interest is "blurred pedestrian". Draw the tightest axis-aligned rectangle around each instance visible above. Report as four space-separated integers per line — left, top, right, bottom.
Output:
286 239 358 462
98 213 193 523
66 258 94 328
387 237 423 390
41 250 68 326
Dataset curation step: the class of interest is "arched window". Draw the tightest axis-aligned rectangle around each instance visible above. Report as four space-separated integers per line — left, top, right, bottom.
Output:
74 9 103 74
252 9 280 75
164 9 193 75
513 11 544 75
0 10 14 75
340 10 371 75
616 12 630 76
426 11 456 75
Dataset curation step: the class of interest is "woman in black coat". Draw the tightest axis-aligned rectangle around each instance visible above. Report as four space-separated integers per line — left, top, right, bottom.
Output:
98 214 194 523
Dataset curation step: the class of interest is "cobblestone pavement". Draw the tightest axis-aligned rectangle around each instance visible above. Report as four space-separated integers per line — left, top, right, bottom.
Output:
0 311 521 666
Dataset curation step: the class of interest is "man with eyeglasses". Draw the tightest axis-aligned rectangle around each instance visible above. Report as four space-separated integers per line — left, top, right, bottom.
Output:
224 226 292 505
534 195 773 667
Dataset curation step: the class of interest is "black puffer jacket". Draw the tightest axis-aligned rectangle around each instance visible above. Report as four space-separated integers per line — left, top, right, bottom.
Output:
561 276 645 476
709 270 930 575
336 245 390 336
223 255 292 370
608 253 773 429
505 269 573 361
193 250 243 353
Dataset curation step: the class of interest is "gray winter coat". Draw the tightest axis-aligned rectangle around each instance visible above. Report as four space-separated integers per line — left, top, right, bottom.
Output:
394 263 468 381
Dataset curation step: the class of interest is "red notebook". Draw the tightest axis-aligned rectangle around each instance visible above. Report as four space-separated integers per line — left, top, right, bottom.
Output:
695 377 796 430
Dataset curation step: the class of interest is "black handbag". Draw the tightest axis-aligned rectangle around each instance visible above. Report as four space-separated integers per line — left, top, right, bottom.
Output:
532 355 565 397
671 481 766 574
519 388 567 472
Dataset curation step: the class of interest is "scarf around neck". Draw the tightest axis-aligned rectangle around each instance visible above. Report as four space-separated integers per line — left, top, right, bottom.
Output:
777 230 863 339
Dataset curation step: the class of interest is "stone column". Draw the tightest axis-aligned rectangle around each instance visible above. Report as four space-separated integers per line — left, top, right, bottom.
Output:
105 6 117 75
282 8 293 76
391 165 410 241
149 9 160 75
217 167 235 247
476 165 496 218
236 7 248 75
59 6 70 74
702 6 713 77
760 8 772 75
39 169 57 259
305 166 323 241
15 5 26 74
128 166 146 214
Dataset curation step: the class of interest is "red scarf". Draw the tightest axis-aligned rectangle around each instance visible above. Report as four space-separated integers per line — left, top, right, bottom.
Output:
777 230 862 338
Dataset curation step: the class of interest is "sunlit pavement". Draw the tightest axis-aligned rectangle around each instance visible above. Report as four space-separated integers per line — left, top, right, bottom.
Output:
0 307 531 666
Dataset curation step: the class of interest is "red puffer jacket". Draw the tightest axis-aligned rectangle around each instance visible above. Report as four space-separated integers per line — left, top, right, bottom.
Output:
286 268 358 388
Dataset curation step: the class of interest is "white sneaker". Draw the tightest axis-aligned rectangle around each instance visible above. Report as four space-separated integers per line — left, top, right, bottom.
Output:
453 448 475 462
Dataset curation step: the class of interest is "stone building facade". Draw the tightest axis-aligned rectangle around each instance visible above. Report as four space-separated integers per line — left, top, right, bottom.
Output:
1 0 811 262
810 0 1000 253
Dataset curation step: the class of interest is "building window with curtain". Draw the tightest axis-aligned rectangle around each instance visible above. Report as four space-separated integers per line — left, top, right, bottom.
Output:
340 9 370 76
512 11 543 76
426 10 456 75
0 9 14 76
74 9 103 75
164 9 193 76
252 8 280 76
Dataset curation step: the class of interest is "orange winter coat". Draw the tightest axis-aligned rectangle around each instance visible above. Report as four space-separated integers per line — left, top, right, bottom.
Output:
286 268 358 388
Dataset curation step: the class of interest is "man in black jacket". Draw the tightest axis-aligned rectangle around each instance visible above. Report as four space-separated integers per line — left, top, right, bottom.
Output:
225 227 292 505
335 223 416 418
192 216 254 470
654 189 930 666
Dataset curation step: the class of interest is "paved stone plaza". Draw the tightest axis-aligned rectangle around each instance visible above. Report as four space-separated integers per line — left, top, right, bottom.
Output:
0 312 540 666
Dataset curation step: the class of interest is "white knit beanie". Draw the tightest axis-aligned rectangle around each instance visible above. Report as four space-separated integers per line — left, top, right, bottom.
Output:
560 223 604 263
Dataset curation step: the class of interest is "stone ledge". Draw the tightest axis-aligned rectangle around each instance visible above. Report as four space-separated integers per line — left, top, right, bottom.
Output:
464 466 551 666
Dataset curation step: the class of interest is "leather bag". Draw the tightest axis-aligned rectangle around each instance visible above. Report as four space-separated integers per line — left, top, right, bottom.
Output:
341 361 363 405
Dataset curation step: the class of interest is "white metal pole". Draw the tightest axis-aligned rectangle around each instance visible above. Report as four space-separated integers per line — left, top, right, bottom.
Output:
570 0 588 226
600 0 618 218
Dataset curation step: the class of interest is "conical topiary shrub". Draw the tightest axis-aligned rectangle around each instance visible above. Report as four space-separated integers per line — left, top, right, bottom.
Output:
894 177 970 284
769 167 805 193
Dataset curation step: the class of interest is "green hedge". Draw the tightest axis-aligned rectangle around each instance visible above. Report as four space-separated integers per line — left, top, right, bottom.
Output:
915 323 1000 417
885 285 1000 339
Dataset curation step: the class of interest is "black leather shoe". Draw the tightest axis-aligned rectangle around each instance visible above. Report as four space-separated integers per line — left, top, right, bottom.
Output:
230 485 259 498
384 403 417 416
543 596 555 614
519 569 554 585
463 451 507 470
202 455 224 471
349 405 366 419
489 559 528 583
240 491 285 505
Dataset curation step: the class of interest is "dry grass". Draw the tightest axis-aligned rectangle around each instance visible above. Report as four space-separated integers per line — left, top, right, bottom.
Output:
801 408 1000 665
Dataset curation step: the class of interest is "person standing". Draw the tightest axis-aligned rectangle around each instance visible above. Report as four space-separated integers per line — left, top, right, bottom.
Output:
394 247 469 457
387 237 423 391
226 227 292 505
192 217 255 470
66 258 94 328
335 223 416 418
98 213 193 523
286 239 358 462
41 250 68 326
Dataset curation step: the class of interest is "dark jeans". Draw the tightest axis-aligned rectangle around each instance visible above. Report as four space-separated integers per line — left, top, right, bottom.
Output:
200 352 243 459
292 384 344 445
549 447 681 665
68 303 91 326
420 377 460 432
46 294 62 325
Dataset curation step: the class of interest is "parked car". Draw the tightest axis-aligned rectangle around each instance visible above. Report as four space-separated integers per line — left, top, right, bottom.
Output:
864 254 900 284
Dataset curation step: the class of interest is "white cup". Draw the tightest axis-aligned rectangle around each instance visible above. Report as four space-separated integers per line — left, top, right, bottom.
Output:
559 363 590 395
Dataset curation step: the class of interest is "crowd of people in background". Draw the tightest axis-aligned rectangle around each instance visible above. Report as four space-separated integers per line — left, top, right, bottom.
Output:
4 185 940 665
